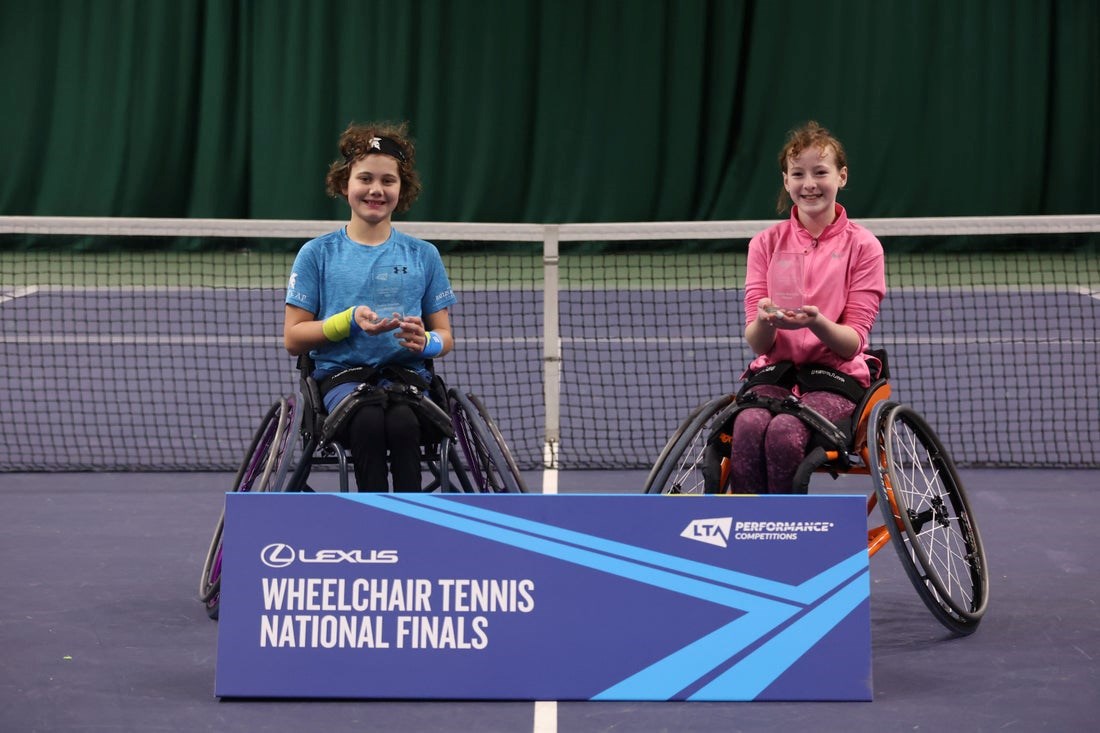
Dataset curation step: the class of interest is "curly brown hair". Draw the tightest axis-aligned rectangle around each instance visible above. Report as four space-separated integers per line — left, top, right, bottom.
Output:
775 121 848 214
325 121 423 214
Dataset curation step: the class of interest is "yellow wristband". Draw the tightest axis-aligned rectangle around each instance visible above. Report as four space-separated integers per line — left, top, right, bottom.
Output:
322 306 356 341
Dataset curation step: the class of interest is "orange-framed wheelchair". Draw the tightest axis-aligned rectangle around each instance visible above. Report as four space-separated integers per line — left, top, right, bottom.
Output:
643 349 989 635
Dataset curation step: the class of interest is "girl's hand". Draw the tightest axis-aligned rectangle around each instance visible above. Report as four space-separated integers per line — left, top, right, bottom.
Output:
757 298 780 325
395 315 427 352
772 304 817 329
355 306 402 335
794 305 818 319
758 298 802 326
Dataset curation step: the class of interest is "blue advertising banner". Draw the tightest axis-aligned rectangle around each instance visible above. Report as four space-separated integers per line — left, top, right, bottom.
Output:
215 493 871 701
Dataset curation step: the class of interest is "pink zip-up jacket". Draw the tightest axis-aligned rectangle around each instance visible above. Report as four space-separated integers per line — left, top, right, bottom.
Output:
743 204 886 387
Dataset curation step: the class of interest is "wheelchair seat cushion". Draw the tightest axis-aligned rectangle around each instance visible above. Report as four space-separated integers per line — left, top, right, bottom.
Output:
723 389 851 453
321 381 455 446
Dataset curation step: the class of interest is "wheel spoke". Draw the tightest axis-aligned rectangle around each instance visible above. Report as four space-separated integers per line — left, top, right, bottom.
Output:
450 390 524 494
876 404 988 632
644 395 733 495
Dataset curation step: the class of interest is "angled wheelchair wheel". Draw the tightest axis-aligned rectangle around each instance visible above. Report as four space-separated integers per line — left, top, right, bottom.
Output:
643 395 736 495
198 395 298 620
449 389 527 493
869 401 989 635
198 512 225 619
267 393 301 493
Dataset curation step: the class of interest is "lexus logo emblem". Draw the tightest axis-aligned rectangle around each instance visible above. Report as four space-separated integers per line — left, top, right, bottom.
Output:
260 543 295 568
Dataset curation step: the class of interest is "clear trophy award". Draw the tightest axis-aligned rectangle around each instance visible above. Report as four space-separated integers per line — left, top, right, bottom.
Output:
770 251 805 310
370 263 405 323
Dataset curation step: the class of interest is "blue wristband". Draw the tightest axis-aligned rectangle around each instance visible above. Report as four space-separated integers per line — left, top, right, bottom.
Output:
422 331 444 358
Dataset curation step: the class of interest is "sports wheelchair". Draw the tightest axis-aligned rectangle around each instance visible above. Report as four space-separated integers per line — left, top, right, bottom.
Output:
199 356 527 619
643 349 989 636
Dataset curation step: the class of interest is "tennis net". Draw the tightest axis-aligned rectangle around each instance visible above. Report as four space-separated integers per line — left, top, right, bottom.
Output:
2 215 1097 472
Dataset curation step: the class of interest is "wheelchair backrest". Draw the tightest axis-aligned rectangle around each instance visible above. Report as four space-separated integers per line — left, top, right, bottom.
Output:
295 354 327 441
849 347 891 451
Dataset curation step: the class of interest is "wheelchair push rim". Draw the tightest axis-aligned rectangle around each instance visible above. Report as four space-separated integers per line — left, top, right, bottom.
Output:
198 396 297 618
643 394 736 495
870 401 989 635
449 389 527 494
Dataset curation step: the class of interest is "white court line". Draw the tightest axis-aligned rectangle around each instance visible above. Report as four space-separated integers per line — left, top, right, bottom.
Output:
1 334 1096 347
542 467 558 495
531 470 558 730
0 335 278 345
533 700 557 733
0 285 39 304
10 283 1097 294
1 284 278 293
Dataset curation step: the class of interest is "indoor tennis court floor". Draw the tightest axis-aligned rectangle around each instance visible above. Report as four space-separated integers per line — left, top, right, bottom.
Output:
2 468 1097 732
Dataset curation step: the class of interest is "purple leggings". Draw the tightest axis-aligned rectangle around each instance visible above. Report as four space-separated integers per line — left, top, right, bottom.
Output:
728 385 856 494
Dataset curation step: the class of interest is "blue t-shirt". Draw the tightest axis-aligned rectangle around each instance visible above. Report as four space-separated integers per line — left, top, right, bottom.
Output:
285 227 457 380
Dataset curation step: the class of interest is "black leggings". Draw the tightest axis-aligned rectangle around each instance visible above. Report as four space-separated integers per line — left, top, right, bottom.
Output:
339 402 422 492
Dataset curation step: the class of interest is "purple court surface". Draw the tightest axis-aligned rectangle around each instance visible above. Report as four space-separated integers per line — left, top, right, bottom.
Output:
2 469 1097 732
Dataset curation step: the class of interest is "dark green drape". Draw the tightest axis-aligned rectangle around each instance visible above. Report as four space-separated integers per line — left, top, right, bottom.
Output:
1 0 1096 222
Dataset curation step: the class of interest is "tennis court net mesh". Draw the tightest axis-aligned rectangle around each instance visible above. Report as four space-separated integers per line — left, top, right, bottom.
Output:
2 215 1097 472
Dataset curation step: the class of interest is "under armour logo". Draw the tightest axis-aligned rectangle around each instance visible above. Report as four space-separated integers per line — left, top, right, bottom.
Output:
393 266 408 274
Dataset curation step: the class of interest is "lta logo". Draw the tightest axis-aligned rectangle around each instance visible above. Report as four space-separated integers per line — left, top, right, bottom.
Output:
681 517 733 548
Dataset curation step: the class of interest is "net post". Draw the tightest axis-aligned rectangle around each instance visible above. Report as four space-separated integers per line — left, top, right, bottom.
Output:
542 225 562 470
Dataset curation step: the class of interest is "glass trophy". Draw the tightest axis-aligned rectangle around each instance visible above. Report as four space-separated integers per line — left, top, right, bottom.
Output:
770 251 805 310
370 264 405 323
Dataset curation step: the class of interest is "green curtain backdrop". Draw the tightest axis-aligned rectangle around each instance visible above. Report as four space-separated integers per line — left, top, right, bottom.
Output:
1 0 1096 223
